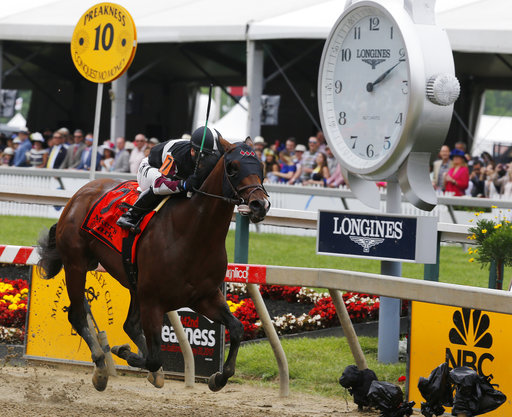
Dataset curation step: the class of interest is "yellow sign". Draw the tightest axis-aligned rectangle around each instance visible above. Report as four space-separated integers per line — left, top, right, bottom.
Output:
26 267 136 364
70 3 137 83
409 301 512 416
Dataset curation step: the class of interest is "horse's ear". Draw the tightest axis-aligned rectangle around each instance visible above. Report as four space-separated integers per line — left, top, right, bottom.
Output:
245 137 254 148
218 136 233 153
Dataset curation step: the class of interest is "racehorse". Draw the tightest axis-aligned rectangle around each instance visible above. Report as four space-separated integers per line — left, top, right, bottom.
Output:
37 137 270 392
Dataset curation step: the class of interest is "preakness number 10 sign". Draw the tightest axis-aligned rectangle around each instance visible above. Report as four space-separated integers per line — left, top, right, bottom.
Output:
70 2 137 83
317 210 437 264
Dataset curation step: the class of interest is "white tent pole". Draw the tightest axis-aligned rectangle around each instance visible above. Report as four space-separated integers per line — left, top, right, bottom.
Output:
110 73 127 142
246 40 263 139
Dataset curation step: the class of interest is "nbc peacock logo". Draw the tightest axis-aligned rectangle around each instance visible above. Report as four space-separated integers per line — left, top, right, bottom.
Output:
449 308 493 349
446 308 494 378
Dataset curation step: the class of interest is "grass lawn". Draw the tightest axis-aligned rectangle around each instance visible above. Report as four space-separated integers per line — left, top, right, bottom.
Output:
0 215 505 398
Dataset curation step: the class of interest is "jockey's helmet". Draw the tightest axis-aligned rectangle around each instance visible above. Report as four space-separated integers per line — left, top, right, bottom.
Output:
191 126 220 155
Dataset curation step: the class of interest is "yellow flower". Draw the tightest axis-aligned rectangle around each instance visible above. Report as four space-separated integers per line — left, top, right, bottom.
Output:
482 229 487 234
8 304 17 310
492 205 498 208
494 224 502 229
469 258 475 263
469 219 474 223
474 248 478 253
475 212 481 217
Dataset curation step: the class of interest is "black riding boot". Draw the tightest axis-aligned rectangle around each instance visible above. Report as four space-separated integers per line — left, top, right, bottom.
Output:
116 188 162 233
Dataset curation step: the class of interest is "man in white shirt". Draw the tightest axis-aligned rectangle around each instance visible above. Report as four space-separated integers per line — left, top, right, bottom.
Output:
129 133 147 174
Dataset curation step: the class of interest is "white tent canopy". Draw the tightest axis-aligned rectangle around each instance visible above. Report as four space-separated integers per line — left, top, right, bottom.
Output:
0 0 512 53
472 114 512 156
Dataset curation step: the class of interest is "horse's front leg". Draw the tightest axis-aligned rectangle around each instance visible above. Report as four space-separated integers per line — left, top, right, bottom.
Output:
195 289 244 392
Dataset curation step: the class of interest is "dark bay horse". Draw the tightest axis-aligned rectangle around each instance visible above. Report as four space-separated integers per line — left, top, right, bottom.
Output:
37 137 270 392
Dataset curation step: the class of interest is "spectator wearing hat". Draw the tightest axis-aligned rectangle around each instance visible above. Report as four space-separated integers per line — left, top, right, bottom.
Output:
444 148 469 196
145 137 160 157
129 133 147 173
76 134 101 171
253 136 267 161
28 132 48 168
13 127 32 167
100 141 116 172
299 136 320 182
60 129 86 169
112 137 130 172
46 129 68 169
263 148 280 183
288 144 307 185
1 147 14 166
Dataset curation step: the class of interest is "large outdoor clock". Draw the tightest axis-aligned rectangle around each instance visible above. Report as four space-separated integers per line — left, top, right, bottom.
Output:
318 0 459 210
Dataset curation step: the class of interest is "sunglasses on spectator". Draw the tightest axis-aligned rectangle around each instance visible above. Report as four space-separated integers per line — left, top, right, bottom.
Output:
53 135 62 139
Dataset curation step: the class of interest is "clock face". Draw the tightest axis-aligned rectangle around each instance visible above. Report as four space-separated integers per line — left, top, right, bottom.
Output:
319 4 411 176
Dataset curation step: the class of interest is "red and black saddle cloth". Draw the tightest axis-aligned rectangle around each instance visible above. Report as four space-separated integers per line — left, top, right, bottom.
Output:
81 181 156 265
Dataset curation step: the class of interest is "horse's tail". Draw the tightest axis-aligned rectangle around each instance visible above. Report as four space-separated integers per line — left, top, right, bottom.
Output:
37 223 63 279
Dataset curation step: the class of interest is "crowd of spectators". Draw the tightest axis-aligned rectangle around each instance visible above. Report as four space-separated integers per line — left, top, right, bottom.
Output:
5 125 508 198
0 126 162 174
431 140 512 199
255 131 345 188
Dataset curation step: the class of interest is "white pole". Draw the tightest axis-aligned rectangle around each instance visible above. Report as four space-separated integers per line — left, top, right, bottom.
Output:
90 83 103 181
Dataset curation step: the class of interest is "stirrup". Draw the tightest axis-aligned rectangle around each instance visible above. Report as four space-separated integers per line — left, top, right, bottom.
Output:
117 214 142 234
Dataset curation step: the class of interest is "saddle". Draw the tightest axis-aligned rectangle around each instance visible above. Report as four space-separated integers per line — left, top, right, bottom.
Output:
81 181 157 289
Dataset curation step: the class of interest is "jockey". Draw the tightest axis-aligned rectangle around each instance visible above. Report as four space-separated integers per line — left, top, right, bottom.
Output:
116 126 221 232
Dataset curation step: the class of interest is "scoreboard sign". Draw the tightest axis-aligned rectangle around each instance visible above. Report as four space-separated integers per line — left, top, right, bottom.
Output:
408 301 512 416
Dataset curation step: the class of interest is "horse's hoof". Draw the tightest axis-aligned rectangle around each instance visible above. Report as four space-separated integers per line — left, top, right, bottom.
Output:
147 367 165 388
92 365 109 391
208 372 225 392
111 343 131 358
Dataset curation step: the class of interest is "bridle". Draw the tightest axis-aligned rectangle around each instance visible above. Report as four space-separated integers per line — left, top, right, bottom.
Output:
193 145 269 209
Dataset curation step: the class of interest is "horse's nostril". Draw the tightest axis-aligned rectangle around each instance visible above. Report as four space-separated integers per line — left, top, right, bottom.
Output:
249 200 264 212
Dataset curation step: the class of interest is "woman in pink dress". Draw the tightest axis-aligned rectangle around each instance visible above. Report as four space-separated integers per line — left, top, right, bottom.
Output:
444 149 469 196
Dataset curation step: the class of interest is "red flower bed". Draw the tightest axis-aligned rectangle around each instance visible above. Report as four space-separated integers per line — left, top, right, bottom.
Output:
226 285 395 341
0 278 28 344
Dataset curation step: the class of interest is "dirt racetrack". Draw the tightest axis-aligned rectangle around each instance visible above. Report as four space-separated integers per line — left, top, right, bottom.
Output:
0 363 384 417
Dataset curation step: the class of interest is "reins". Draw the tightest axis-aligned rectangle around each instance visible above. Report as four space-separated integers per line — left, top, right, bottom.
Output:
192 148 268 207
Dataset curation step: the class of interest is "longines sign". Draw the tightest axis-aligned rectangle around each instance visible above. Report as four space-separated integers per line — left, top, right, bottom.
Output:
317 210 437 264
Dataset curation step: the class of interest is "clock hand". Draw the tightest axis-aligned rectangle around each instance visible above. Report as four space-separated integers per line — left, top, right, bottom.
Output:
366 61 403 92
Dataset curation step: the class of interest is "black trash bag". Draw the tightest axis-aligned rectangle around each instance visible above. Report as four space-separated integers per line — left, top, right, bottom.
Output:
450 366 507 416
367 380 415 417
418 362 453 416
338 365 378 409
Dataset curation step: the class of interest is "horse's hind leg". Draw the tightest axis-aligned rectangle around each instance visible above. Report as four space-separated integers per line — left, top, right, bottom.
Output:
65 264 109 391
113 293 164 388
195 289 244 392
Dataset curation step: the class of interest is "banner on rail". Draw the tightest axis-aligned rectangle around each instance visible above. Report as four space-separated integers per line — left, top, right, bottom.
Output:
26 268 223 377
408 301 512 416
317 210 437 263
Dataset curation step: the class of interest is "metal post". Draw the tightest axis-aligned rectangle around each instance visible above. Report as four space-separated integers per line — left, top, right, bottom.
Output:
378 182 402 363
90 83 103 181
234 212 289 397
329 289 368 370
167 311 195 387
424 232 441 281
110 73 127 141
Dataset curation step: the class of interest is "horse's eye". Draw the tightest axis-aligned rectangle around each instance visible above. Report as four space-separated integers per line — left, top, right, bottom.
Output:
227 161 239 177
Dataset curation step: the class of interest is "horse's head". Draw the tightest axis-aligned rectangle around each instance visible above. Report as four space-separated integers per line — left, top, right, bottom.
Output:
221 137 270 223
